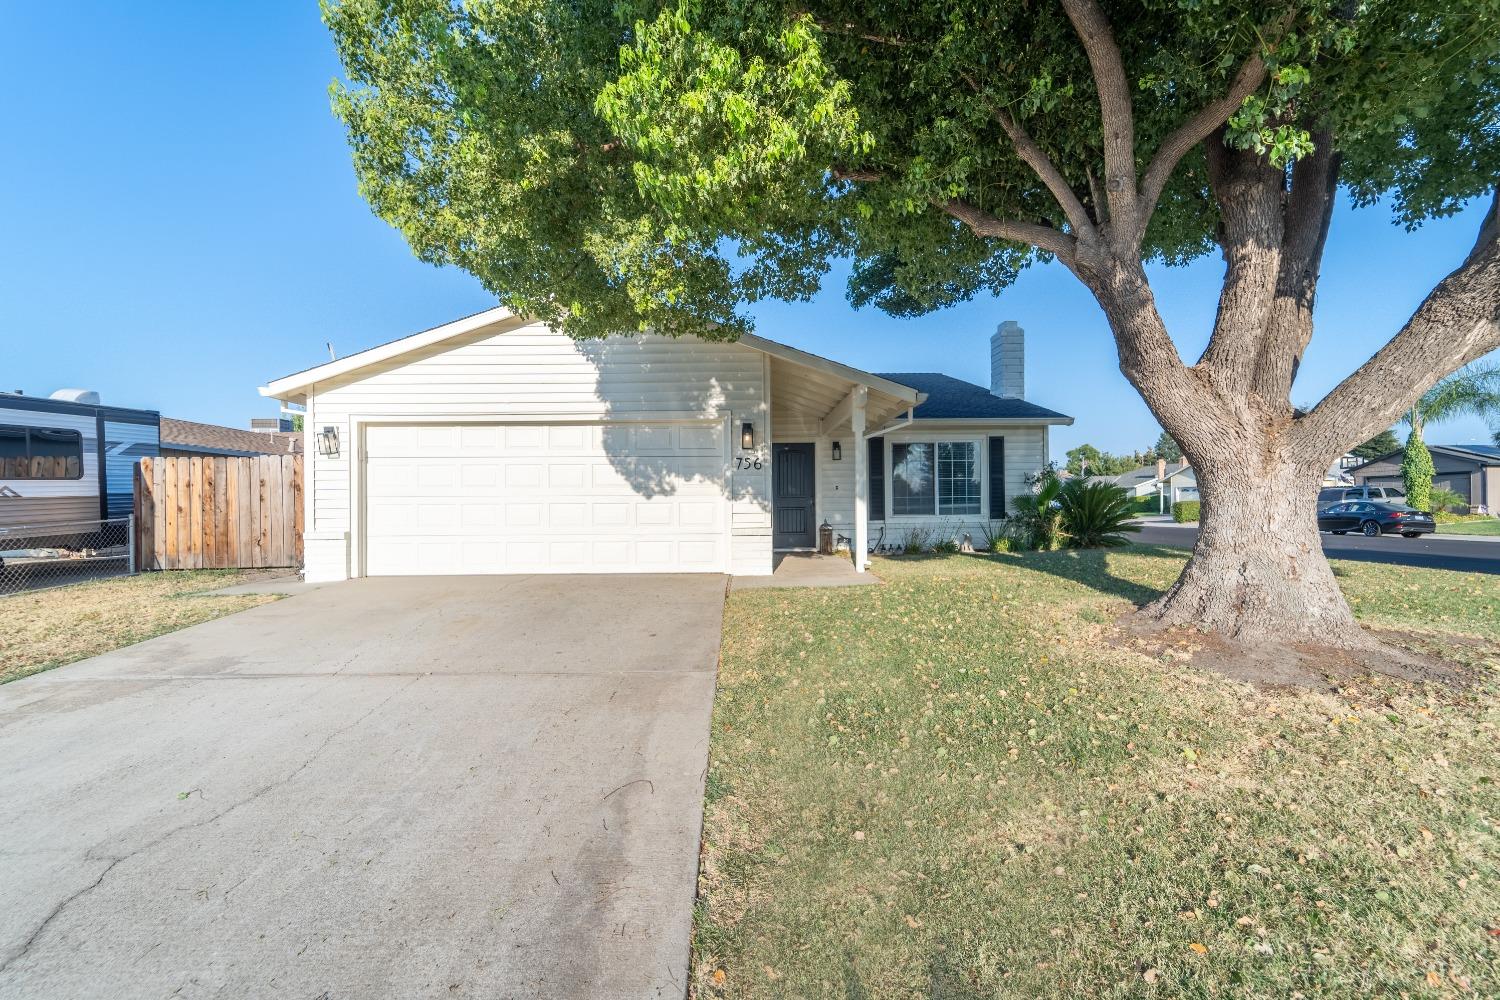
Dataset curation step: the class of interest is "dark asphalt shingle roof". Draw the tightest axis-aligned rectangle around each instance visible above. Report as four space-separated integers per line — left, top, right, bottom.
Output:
874 372 1071 421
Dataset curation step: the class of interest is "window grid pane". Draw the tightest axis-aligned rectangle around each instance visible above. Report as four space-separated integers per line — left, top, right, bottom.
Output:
891 442 935 515
937 442 981 515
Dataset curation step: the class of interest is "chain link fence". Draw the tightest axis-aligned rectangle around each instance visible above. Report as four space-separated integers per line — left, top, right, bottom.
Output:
0 516 135 597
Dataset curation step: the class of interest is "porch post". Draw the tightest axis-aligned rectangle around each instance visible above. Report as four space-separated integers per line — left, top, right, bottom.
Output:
852 386 869 571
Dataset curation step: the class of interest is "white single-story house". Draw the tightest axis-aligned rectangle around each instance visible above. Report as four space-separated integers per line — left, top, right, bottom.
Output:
260 308 1072 581
1091 460 1197 509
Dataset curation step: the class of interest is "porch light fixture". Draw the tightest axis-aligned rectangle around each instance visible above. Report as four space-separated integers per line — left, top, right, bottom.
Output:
317 425 341 458
740 422 754 450
831 440 842 461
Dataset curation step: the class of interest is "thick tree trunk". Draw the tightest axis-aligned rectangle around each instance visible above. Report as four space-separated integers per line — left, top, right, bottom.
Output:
1141 454 1366 646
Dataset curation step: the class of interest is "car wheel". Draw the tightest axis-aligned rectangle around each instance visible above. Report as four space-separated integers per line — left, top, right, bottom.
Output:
1361 520 1381 537
1331 530 1347 535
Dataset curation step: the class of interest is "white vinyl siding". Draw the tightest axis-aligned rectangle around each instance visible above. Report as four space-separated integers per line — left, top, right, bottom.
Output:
302 322 770 579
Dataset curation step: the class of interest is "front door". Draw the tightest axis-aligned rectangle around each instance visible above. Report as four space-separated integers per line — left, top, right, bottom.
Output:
772 443 816 549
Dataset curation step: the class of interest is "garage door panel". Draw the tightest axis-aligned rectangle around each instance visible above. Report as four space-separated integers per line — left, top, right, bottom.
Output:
364 421 726 575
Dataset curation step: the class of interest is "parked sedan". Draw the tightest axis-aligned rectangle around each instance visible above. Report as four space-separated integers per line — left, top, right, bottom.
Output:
1317 500 1435 538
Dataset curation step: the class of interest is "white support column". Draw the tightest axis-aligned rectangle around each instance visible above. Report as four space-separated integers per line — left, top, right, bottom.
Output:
852 386 869 572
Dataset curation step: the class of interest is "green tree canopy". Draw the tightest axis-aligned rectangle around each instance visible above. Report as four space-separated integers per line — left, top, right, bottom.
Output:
323 0 1498 341
1350 429 1398 461
1153 431 1182 462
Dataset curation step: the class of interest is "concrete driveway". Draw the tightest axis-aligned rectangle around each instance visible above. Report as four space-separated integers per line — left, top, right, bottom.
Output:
0 574 725 999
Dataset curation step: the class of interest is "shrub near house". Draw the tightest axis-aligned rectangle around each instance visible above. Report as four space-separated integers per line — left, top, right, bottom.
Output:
1173 500 1201 523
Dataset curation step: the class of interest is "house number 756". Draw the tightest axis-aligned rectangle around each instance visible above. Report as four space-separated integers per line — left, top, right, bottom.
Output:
735 455 764 470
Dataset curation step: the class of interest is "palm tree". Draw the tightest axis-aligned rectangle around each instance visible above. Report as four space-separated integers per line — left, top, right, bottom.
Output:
1403 362 1500 437
1400 362 1500 510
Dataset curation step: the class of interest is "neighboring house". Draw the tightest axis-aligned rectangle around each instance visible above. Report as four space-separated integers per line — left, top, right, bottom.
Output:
1102 461 1197 509
1350 444 1499 513
260 308 1072 581
160 417 303 458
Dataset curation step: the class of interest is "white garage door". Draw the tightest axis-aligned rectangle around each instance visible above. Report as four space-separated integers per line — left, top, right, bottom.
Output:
363 422 728 575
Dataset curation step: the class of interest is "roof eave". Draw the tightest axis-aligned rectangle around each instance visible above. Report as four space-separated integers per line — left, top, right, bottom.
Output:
260 306 521 401
907 415 1074 426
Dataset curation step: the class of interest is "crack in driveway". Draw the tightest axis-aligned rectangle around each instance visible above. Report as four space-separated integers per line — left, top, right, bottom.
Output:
0 674 422 975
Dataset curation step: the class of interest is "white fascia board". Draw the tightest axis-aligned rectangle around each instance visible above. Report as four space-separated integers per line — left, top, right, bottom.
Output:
259 306 520 401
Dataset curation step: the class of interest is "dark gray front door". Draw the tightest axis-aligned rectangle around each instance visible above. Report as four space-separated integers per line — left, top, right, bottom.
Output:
773 443 816 549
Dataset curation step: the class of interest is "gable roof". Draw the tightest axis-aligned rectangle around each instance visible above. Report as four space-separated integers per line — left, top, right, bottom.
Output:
871 372 1072 423
260 306 921 407
162 417 302 456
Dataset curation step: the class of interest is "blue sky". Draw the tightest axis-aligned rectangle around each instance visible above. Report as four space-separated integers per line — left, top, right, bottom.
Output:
3 3 1495 457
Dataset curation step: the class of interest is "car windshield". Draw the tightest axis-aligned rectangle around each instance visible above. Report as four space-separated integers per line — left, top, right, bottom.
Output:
1318 489 1344 502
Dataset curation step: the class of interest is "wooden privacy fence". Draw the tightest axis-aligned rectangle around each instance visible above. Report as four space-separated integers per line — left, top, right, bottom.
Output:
135 455 303 570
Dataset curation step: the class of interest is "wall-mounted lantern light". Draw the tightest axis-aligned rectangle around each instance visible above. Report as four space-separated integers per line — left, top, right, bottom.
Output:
831 440 842 461
317 425 341 458
740 422 755 450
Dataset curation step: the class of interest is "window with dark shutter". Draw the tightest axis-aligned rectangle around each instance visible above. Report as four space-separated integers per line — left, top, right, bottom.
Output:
867 436 884 520
988 436 1006 518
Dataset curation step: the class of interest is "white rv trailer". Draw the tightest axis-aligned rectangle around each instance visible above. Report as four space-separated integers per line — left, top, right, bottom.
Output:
0 389 160 550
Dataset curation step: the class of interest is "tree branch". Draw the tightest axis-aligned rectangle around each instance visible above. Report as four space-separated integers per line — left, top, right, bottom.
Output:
938 198 1078 263
1137 50 1271 239
1060 0 1139 237
954 68 1098 240
994 111 1098 239
831 166 882 183
1295 190 1500 456
1250 134 1341 403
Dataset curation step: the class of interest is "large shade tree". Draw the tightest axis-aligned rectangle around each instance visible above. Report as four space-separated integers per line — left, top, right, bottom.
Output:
324 0 1500 648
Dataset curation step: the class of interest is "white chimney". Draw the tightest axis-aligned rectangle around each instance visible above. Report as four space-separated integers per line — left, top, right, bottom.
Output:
990 321 1024 398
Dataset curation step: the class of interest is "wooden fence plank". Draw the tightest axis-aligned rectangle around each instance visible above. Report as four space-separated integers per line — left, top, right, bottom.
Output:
291 454 305 565
201 457 217 569
165 458 181 569
135 457 153 571
225 458 241 567
153 458 167 570
270 456 286 567
219 457 232 568
258 456 272 568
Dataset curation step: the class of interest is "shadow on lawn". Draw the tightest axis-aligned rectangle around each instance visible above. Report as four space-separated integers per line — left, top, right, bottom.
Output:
980 544 1191 606
843 942 991 999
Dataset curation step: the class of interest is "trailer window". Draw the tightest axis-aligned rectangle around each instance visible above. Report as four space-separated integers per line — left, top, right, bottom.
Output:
0 424 84 479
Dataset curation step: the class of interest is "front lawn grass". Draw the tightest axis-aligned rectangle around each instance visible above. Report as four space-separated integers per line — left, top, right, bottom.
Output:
1436 517 1500 536
695 547 1498 998
0 570 281 684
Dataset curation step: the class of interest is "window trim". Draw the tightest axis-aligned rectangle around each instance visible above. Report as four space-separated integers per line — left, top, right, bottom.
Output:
0 424 86 481
884 434 987 520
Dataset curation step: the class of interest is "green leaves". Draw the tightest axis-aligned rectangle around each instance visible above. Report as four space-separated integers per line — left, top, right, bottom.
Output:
322 0 1500 339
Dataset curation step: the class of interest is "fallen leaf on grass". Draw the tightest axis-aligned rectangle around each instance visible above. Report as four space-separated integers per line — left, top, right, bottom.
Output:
905 914 922 929
1188 942 1208 955
1143 968 1158 984
712 969 726 986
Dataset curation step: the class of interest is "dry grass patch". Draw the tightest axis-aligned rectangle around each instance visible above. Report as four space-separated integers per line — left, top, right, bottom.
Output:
694 547 1498 998
1 570 282 683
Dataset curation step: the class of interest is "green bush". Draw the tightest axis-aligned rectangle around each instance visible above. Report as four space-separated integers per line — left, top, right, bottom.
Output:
1172 499 1201 522
1009 475 1067 550
1401 431 1435 511
1057 479 1143 547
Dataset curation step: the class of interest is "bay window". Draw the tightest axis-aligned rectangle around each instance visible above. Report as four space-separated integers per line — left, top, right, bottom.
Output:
890 441 981 516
